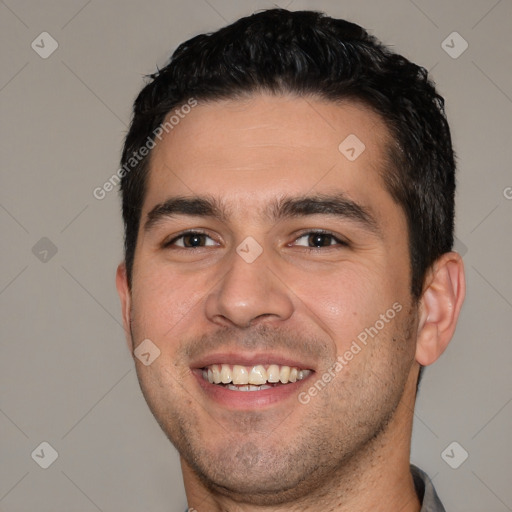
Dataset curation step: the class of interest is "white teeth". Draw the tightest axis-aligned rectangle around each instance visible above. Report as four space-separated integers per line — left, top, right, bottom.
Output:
248 365 267 385
220 364 232 384
251 384 271 391
227 384 272 392
267 364 280 383
279 366 290 384
297 369 311 381
232 365 249 385
212 365 222 384
202 364 312 388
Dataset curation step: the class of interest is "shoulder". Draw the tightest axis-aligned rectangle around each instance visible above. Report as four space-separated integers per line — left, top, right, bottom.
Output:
410 464 446 512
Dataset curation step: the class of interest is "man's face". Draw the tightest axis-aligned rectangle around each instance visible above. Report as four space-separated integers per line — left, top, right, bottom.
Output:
119 94 420 501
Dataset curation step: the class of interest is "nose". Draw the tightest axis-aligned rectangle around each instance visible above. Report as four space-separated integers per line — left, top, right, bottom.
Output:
205 245 294 328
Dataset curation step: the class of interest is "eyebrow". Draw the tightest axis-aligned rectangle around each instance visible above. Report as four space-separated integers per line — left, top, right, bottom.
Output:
144 193 381 236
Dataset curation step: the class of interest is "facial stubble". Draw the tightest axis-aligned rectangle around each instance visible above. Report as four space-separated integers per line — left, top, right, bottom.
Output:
130 305 418 506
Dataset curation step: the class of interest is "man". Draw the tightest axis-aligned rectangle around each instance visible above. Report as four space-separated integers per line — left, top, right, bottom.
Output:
116 8 465 511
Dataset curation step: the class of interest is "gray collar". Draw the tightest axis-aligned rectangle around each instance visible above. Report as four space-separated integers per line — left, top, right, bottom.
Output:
411 464 446 512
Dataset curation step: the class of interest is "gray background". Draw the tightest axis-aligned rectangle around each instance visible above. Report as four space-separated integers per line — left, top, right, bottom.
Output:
1 0 511 511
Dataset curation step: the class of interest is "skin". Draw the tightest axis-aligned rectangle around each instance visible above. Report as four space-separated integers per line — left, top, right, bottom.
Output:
116 94 465 512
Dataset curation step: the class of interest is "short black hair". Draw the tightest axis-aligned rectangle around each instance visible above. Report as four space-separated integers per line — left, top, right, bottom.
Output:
120 8 456 301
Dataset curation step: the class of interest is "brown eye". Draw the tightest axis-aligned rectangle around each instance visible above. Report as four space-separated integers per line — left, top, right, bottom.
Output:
308 233 335 247
165 232 217 248
182 233 207 247
294 231 346 248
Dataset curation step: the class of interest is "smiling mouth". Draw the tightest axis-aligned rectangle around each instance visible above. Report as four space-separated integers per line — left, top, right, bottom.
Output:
201 364 312 391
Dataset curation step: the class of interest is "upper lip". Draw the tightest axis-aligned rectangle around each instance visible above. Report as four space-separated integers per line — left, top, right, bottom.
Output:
190 352 316 371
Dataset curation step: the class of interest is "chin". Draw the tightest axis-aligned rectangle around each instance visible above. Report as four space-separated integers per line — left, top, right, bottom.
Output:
195 466 314 506
181 438 331 506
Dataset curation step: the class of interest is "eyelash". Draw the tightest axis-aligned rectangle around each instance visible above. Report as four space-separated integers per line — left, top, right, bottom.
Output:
293 230 349 250
163 230 348 250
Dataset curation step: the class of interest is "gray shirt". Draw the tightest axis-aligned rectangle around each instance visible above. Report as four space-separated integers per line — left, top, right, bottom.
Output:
412 464 446 512
185 465 446 511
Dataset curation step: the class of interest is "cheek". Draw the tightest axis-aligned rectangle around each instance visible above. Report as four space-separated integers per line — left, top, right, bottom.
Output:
288 262 407 351
130 263 207 340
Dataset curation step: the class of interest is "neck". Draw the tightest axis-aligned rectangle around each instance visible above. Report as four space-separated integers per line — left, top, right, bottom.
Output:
182 368 422 512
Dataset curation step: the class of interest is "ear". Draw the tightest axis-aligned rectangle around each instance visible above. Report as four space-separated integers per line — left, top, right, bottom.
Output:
116 262 133 352
415 252 466 366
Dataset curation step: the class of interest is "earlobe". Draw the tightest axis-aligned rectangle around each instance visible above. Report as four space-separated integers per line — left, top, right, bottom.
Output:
415 252 466 366
115 262 133 352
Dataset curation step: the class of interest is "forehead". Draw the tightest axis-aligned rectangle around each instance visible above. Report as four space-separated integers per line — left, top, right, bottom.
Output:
144 94 394 217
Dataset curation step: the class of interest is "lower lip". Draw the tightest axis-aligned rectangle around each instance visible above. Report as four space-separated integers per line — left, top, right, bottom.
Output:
192 370 312 410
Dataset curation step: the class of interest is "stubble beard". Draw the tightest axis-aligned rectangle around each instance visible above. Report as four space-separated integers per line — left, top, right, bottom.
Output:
131 307 417 507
